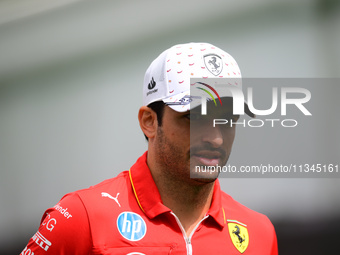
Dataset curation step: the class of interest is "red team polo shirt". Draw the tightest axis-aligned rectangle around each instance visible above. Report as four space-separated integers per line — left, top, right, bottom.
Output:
22 152 278 255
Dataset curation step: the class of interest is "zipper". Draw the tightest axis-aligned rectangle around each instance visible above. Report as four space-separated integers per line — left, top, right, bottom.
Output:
170 212 209 255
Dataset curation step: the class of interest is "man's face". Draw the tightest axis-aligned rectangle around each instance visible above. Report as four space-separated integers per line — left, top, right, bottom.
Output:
154 98 238 185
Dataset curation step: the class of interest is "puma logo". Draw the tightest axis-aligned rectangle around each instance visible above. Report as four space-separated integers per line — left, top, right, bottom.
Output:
101 192 121 207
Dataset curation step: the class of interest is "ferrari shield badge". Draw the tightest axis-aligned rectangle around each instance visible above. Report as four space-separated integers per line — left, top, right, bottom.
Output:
228 220 249 253
203 53 223 76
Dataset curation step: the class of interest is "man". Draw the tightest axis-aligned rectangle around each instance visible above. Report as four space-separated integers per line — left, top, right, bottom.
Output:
22 42 278 254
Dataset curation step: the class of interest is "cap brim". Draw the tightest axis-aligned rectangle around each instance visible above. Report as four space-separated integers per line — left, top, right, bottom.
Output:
162 91 255 117
162 91 192 113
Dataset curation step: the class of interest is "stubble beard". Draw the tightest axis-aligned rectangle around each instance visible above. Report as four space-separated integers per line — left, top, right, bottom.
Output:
155 127 190 185
156 127 221 186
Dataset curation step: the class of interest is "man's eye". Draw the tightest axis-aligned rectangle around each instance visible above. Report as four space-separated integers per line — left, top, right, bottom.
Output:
224 115 239 122
185 113 200 120
232 115 240 122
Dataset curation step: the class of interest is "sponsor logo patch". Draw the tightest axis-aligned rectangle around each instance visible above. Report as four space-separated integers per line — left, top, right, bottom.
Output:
147 77 156 90
228 220 249 253
117 212 147 241
204 53 223 76
53 203 73 219
32 231 52 251
21 246 35 255
147 77 158 96
41 214 57 232
101 192 121 207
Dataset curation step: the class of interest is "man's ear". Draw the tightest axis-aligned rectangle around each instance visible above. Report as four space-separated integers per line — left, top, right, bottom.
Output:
138 106 158 139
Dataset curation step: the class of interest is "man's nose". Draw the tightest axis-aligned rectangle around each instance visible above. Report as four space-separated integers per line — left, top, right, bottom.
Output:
201 126 223 148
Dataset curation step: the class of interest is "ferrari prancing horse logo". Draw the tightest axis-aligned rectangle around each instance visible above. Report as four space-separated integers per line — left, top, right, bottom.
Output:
203 53 223 76
228 220 249 253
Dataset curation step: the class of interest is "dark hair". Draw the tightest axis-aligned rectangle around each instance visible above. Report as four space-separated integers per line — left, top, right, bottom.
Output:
144 101 165 141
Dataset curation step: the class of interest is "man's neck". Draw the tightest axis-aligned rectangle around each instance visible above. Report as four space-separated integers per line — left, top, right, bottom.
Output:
148 158 215 236
159 180 214 237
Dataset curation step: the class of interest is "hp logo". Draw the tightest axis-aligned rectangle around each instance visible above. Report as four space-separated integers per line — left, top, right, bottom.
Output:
117 212 147 241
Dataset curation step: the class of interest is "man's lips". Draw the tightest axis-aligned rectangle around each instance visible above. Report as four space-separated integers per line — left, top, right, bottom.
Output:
193 156 220 166
192 150 222 166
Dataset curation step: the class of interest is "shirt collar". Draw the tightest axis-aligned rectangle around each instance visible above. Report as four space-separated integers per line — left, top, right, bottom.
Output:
129 151 226 228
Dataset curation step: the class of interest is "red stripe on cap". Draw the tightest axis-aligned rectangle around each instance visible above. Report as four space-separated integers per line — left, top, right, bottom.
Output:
197 82 223 106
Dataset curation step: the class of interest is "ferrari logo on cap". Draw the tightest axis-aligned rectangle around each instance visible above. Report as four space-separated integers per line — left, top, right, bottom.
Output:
228 220 249 253
204 53 223 76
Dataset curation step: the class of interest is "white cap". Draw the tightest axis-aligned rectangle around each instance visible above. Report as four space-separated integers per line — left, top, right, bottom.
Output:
143 42 252 115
